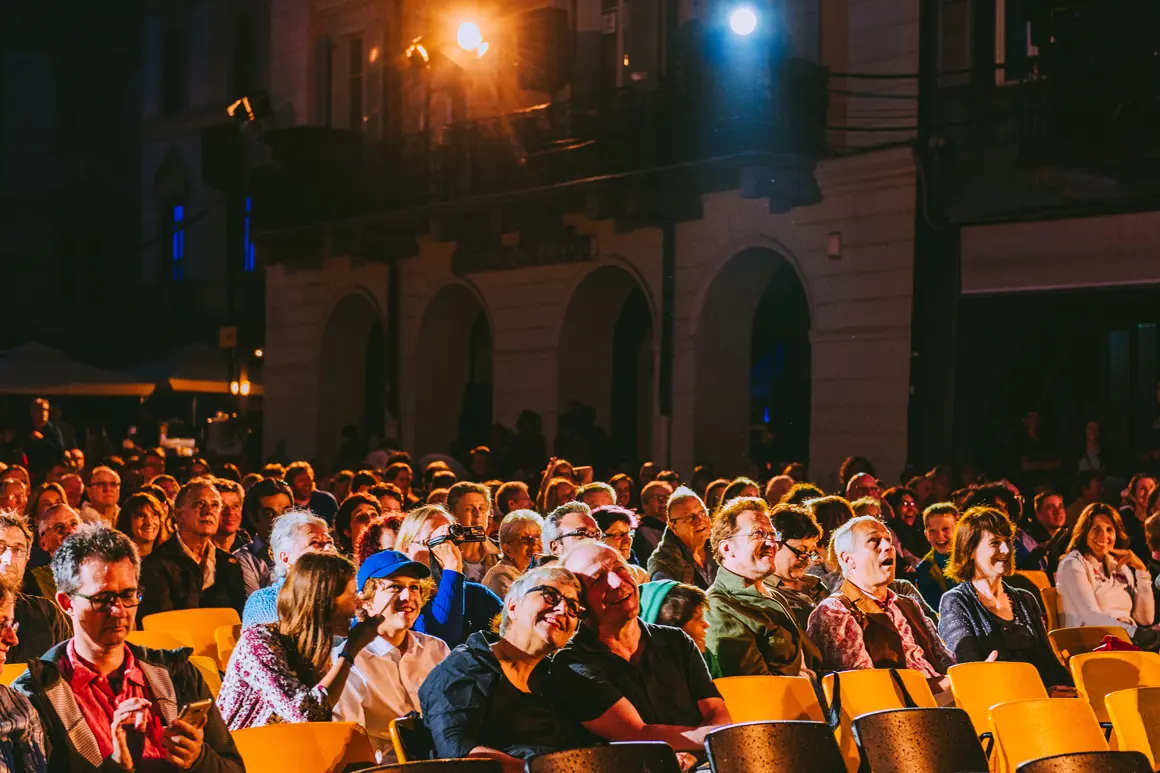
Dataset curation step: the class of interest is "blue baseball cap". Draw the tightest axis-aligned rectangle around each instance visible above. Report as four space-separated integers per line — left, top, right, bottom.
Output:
356 550 431 591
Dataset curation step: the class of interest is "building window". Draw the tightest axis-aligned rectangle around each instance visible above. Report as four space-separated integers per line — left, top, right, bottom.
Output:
162 29 190 115
996 0 1037 83
170 203 185 280
349 36 364 130
243 196 255 272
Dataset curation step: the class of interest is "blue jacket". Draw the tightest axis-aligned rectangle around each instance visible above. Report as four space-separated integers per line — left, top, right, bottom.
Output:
417 569 503 648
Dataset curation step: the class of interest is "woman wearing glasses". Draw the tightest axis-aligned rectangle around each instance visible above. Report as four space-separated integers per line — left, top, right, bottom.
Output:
420 566 587 773
482 511 544 597
764 504 828 630
591 505 648 585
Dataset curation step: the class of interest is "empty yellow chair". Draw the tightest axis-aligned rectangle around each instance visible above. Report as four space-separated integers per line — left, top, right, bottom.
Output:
949 660 1048 769
1015 570 1052 592
187 655 221 698
127 629 195 650
714 675 825 723
1049 626 1131 667
231 721 375 773
142 608 241 661
215 624 241 670
1106 685 1160 769
991 698 1108 772
1041 587 1061 633
0 664 26 686
822 669 937 772
1070 650 1160 724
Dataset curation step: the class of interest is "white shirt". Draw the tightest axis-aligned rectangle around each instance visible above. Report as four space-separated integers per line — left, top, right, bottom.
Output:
79 502 117 529
331 630 450 762
461 539 501 583
1057 549 1154 634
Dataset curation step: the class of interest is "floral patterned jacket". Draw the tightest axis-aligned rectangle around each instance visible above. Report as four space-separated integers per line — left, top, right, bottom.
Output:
216 624 331 730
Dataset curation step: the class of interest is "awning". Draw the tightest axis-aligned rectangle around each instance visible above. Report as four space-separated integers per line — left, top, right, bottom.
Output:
133 344 264 395
0 344 155 397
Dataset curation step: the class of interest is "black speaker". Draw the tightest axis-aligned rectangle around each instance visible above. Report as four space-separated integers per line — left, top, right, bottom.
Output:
517 7 571 92
200 123 246 191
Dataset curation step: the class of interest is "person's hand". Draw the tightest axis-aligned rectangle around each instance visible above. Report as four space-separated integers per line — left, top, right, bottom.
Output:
1111 548 1146 573
985 650 1000 662
1048 685 1078 698
344 614 384 656
428 525 464 574
110 697 152 770
163 718 205 770
675 752 699 772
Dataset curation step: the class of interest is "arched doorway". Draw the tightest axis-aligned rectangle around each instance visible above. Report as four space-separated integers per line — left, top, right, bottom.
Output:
695 248 810 476
414 283 492 457
318 292 386 470
557 266 655 473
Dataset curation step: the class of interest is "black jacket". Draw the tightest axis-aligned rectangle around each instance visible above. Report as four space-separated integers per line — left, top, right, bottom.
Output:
12 593 71 665
139 537 245 618
13 641 244 773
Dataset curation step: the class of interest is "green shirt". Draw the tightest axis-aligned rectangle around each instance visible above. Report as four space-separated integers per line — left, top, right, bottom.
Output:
705 565 804 677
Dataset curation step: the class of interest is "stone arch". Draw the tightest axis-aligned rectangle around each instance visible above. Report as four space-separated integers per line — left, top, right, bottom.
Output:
556 263 656 472
318 290 386 470
694 247 811 476
414 281 493 457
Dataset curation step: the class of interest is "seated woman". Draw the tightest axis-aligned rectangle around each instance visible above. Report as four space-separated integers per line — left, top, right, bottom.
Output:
482 510 544 597
1056 503 1160 650
639 580 720 678
217 552 382 729
591 505 649 585
419 566 587 773
0 580 47 773
115 491 164 559
765 504 828 630
334 492 382 556
938 506 1074 691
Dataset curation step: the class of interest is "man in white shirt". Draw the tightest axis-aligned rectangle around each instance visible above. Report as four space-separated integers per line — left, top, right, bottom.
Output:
334 550 450 762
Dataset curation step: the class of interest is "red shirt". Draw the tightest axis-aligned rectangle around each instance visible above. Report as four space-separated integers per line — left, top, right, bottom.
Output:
59 641 168 760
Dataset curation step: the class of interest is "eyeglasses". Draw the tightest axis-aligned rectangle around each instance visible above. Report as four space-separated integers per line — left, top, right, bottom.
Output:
529 585 584 618
671 509 710 525
73 589 143 611
602 530 634 542
737 529 776 543
45 523 79 536
0 543 28 559
560 529 603 541
0 620 18 636
781 542 821 563
513 536 541 547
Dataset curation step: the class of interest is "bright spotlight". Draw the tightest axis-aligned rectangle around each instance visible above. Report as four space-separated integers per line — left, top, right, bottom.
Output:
729 6 758 36
457 21 483 52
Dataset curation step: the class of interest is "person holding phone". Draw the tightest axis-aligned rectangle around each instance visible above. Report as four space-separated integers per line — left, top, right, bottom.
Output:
14 524 243 772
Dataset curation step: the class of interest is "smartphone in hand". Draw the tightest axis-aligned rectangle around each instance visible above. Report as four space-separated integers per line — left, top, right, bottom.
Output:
173 699 212 728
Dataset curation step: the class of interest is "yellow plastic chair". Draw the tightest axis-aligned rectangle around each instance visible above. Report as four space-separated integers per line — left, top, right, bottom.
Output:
127 629 195 650
1015 570 1052 592
1041 587 1060 632
142 608 241 661
1049 626 1131 667
1070 651 1160 724
1105 685 1160 769
991 698 1108 772
0 664 27 686
188 655 222 698
822 669 937 772
231 721 374 773
714 675 825 723
214 624 241 670
948 660 1048 770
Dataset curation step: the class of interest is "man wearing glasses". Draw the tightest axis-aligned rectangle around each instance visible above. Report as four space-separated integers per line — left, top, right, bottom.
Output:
542 502 603 557
80 467 121 529
0 511 71 663
27 504 83 599
647 487 717 590
14 523 244 772
704 498 810 678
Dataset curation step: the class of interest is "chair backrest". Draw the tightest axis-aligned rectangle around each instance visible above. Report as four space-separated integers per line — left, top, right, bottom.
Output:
142 608 241 660
714 675 825 723
822 669 938 772
1070 650 1160 723
215 624 241 670
127 629 195 650
1015 570 1051 592
704 720 847 773
362 760 503 773
389 715 435 763
527 742 681 773
188 655 222 698
230 721 375 773
1105 686 1160 770
1041 588 1060 632
1048 626 1130 666
991 698 1108 772
852 707 989 773
1015 751 1152 773
0 664 26 686
948 661 1048 737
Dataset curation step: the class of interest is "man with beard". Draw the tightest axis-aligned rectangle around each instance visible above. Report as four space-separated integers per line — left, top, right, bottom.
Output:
914 504 960 609
807 516 954 693
140 480 245 617
554 542 731 756
704 498 808 677
647 487 717 590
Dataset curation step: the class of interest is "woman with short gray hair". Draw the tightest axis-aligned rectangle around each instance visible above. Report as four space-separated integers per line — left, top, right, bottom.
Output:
482 511 544 598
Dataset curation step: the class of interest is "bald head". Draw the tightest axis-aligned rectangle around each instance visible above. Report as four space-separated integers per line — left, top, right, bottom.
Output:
560 541 639 627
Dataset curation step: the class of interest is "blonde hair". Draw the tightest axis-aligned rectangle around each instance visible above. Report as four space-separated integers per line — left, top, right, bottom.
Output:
276 552 356 681
394 505 454 554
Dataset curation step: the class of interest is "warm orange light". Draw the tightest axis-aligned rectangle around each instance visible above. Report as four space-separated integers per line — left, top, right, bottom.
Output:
229 381 240 395
369 46 380 63
239 381 252 396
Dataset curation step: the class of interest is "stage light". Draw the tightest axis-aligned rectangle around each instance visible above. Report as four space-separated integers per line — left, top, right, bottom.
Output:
729 6 758 36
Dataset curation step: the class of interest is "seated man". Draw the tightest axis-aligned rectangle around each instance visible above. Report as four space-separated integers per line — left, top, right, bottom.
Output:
27 504 83 599
542 502 603 557
234 478 294 598
807 515 955 693
140 479 245 617
334 550 449 762
446 482 501 582
242 510 335 627
647 487 717 590
704 498 808 677
554 541 731 754
14 524 243 773
1015 490 1069 574
914 504 960 609
0 512 71 663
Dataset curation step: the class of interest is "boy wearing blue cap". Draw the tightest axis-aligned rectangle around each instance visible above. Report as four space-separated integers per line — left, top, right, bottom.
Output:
333 550 450 763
